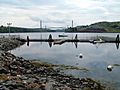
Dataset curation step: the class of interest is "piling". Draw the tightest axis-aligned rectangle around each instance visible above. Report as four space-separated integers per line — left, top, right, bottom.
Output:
75 34 78 40
48 34 53 41
115 34 119 49
27 36 29 46
116 34 119 42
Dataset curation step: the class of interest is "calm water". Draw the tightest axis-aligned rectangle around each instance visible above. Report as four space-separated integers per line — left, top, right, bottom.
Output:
5 32 120 89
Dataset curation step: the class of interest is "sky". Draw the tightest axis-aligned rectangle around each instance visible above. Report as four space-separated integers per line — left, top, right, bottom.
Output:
0 0 120 28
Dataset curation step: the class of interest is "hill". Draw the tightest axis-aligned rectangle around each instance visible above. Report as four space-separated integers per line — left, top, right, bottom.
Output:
1 21 120 33
65 21 120 33
0 26 57 33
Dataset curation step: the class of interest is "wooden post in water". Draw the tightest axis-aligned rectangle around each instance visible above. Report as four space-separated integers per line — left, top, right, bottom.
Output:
75 34 78 40
27 36 29 41
48 34 52 41
115 34 119 49
74 34 78 48
48 34 53 47
116 34 119 42
27 36 29 46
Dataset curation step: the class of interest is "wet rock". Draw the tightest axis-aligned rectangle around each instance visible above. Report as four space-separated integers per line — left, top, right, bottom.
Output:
11 61 21 66
26 69 32 74
0 38 25 51
10 65 18 71
10 71 18 76
20 75 28 80
0 67 9 74
0 86 9 90
40 83 46 89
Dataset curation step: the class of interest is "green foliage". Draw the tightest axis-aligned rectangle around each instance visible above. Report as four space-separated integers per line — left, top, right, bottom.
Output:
65 21 120 33
31 61 53 68
90 21 120 32
0 25 54 33
31 60 89 71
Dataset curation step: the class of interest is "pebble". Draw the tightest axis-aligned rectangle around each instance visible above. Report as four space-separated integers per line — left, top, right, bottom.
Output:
0 67 9 74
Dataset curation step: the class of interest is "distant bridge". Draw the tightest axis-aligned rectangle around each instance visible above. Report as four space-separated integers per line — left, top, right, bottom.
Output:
46 26 67 30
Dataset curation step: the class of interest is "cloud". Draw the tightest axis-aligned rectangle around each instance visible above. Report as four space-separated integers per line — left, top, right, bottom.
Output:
0 0 120 28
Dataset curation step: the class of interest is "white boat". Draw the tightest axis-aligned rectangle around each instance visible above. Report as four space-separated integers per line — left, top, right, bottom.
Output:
89 38 105 44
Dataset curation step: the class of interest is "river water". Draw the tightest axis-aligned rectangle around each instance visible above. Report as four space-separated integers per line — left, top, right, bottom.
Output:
3 32 120 89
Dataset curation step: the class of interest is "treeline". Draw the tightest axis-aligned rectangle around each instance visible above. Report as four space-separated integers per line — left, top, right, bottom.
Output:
65 21 120 33
1 21 120 33
0 25 56 33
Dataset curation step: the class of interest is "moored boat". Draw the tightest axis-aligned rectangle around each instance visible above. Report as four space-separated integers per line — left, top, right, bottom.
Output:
58 34 68 37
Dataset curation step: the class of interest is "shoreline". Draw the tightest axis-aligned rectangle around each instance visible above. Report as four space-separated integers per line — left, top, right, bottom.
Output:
0 37 107 90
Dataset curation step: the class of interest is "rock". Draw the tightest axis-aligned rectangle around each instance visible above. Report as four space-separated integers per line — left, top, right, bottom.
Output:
26 70 32 74
11 61 21 66
0 67 9 74
0 86 9 90
10 71 18 76
20 75 28 80
27 78 36 83
41 83 46 88
10 65 18 71
4 80 25 89
0 80 4 84
17 75 21 77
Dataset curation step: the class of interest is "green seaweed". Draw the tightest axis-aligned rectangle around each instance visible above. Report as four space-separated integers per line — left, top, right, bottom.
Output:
31 60 89 71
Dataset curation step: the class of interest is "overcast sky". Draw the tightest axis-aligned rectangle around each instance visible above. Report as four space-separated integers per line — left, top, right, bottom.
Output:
0 0 120 28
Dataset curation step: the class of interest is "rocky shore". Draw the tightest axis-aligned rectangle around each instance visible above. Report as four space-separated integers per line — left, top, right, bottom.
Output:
0 38 25 51
0 38 105 90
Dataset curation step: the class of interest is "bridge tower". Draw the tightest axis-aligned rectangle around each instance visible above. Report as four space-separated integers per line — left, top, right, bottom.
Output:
40 20 42 29
72 20 73 28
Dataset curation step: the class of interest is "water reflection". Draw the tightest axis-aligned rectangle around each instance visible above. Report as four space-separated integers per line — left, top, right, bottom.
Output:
48 41 52 48
26 41 120 50
116 42 119 49
115 34 119 49
26 34 120 49
74 42 78 48
27 41 29 46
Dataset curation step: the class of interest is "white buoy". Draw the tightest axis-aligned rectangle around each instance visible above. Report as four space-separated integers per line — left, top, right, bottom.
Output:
107 65 113 71
79 53 83 58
